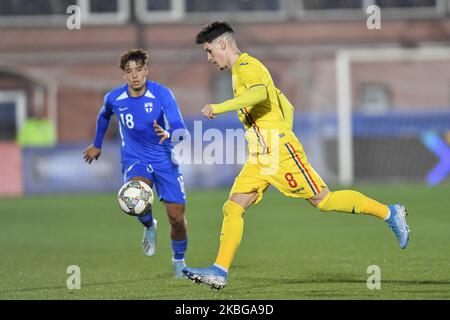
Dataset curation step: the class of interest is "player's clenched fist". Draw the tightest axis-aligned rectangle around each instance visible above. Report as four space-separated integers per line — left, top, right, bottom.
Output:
82 144 101 164
201 104 216 119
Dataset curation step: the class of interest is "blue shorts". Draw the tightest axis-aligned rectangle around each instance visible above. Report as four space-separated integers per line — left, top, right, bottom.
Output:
122 160 186 204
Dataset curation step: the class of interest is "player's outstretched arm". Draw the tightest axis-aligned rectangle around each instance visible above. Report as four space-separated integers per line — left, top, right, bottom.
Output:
86 95 113 163
82 144 102 164
201 104 216 119
204 85 268 119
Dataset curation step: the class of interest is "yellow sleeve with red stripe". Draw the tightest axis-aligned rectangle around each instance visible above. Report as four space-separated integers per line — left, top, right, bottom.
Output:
210 85 267 114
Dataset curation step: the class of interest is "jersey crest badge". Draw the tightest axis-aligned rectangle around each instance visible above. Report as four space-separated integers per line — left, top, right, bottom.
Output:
144 102 153 113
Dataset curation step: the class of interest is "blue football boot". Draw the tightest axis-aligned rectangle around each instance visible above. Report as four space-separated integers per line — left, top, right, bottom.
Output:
386 204 410 249
182 265 227 290
142 219 157 256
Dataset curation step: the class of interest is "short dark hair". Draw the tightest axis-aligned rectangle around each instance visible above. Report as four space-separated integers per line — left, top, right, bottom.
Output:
119 49 149 70
195 21 234 45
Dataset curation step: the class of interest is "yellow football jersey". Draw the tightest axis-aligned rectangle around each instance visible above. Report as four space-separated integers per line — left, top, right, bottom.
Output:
231 53 296 155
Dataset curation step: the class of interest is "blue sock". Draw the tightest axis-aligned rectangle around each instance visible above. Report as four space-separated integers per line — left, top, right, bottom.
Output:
137 210 154 228
171 239 187 260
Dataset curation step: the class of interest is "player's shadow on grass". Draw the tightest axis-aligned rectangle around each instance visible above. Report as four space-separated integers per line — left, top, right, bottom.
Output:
278 278 450 286
227 275 450 293
222 276 450 298
0 278 149 294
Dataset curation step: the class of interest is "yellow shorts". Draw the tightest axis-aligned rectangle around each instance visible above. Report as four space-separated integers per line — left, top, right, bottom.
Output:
230 139 327 204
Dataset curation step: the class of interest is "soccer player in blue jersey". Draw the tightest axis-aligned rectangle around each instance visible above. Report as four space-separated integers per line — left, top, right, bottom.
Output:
82 49 189 278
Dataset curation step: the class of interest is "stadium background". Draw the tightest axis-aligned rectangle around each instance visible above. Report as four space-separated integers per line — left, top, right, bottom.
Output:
0 0 449 300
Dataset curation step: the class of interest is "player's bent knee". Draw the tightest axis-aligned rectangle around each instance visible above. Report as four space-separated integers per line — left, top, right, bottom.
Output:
169 215 185 228
228 192 258 210
308 188 331 210
223 200 245 218
165 203 185 223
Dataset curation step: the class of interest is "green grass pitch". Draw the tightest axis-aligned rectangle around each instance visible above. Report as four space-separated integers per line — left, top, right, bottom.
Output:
0 184 449 299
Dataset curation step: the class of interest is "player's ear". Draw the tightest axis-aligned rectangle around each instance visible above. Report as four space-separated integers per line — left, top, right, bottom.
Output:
121 70 127 81
219 39 226 50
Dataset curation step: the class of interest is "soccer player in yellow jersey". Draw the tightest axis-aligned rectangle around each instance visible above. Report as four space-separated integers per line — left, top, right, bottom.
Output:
182 22 410 290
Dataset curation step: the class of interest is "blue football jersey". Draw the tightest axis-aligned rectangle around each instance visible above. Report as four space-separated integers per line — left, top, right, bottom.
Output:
93 80 187 164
